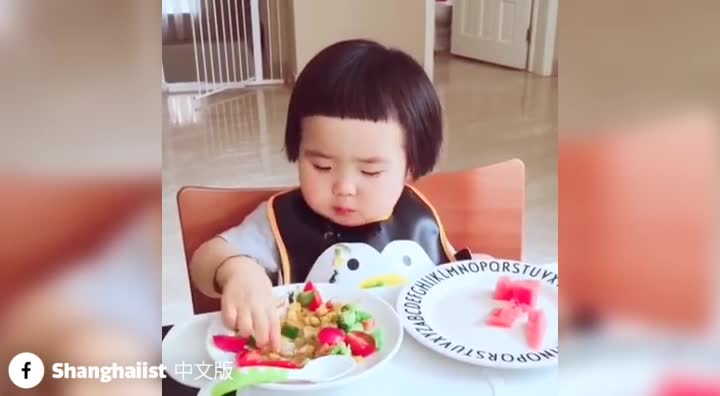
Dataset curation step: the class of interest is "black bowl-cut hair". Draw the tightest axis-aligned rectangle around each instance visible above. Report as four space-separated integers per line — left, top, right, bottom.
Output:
284 39 443 179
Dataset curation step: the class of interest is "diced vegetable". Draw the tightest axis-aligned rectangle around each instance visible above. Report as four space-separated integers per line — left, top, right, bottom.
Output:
341 304 357 313
213 335 248 353
297 291 315 308
362 319 375 331
315 343 333 357
345 331 377 357
355 310 372 322
220 287 382 369
308 291 323 311
237 360 301 369
371 329 384 351
318 327 346 347
235 347 249 359
236 350 263 366
281 324 301 340
338 310 357 332
237 350 301 369
296 282 323 311
330 342 352 356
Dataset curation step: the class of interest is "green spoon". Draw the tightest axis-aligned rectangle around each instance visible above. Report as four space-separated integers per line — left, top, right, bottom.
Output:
200 355 356 396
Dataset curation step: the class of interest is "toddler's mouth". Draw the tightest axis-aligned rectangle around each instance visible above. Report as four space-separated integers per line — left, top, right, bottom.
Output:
332 206 356 216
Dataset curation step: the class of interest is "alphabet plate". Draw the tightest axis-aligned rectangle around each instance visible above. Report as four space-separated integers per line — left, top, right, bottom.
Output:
396 260 559 369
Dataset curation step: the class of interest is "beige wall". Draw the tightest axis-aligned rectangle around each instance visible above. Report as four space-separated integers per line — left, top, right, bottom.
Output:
288 0 434 81
552 22 558 76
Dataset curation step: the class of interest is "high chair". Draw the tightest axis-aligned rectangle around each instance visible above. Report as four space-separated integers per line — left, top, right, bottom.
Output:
177 158 526 313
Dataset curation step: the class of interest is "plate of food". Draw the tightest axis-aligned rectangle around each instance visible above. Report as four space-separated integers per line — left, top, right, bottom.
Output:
396 260 558 369
205 281 403 392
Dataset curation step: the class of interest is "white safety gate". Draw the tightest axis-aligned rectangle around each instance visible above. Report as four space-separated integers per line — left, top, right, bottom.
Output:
162 0 286 99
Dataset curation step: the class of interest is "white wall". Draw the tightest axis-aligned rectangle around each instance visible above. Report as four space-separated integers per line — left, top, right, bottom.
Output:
288 0 435 81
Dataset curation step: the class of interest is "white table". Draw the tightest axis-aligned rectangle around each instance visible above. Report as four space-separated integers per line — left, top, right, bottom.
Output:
163 263 559 396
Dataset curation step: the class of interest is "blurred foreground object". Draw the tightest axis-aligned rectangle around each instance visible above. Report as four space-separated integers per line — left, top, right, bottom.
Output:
0 176 159 310
0 0 159 173
558 1 719 394
559 112 717 332
0 177 160 395
655 374 720 396
0 0 161 392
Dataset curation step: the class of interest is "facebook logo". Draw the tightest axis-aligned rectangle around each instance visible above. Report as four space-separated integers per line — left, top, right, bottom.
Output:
8 352 45 389
22 361 32 379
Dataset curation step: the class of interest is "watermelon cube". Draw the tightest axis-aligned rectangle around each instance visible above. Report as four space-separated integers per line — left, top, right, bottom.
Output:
493 278 540 308
493 276 514 300
487 307 522 328
512 299 533 313
512 280 540 307
526 309 546 350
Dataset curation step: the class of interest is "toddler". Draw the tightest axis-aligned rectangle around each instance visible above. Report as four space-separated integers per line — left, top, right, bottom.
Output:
191 39 468 352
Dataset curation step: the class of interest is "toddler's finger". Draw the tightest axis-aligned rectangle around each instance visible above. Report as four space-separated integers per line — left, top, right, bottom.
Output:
221 299 238 331
267 307 282 352
252 307 270 348
236 309 254 338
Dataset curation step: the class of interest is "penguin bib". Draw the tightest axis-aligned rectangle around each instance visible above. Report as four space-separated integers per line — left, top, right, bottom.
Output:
267 187 455 289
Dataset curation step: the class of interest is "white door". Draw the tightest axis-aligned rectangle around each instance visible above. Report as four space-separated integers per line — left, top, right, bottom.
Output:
451 0 533 69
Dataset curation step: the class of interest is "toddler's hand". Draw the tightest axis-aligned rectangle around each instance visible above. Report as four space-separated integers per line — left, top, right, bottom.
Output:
216 257 281 352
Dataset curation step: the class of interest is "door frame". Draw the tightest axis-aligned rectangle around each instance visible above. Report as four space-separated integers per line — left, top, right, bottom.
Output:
528 0 558 76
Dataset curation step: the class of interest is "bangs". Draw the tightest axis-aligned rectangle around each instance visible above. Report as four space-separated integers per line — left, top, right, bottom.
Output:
290 49 398 123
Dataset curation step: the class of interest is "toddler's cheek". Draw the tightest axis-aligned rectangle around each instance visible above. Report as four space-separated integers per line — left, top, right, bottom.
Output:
301 185 328 214
369 198 395 222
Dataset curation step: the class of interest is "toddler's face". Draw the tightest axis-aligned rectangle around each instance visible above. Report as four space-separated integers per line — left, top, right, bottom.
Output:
298 116 408 227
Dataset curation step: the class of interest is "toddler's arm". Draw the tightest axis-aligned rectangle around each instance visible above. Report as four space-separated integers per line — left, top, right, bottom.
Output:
189 202 282 351
190 202 279 297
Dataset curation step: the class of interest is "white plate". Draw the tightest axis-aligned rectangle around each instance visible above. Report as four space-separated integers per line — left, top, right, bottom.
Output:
162 312 221 389
396 260 558 369
202 282 403 391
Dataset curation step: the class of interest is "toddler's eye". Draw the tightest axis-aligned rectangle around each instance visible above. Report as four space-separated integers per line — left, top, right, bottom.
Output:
361 170 383 177
313 164 331 172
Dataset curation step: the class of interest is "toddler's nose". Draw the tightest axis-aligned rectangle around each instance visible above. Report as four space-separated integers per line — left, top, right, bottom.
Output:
332 179 356 196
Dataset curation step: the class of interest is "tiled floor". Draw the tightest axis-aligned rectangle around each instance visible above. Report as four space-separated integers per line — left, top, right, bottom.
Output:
162 54 558 322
